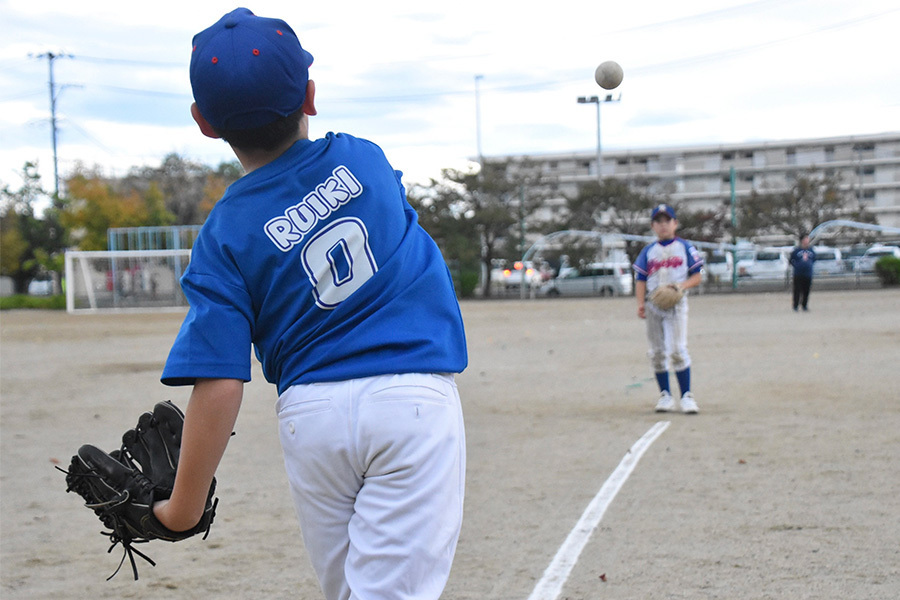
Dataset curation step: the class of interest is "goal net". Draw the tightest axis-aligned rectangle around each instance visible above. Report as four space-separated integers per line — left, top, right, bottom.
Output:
64 250 192 314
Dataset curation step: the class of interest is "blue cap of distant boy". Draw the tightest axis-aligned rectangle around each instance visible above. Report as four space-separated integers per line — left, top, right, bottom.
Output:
651 204 676 220
190 8 314 130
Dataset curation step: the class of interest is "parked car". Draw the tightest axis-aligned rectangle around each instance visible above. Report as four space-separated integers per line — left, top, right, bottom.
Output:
812 246 843 276
27 278 54 296
856 245 900 273
737 248 790 280
841 245 870 272
491 260 543 291
540 262 633 297
704 251 734 284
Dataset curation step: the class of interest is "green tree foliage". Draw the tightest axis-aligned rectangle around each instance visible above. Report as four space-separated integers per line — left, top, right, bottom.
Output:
426 159 546 296
408 181 479 268
0 162 67 293
407 181 481 297
62 166 176 250
736 171 874 239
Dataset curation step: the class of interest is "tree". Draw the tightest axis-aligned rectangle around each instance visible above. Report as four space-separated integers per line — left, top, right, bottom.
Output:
0 162 67 293
125 153 213 225
562 177 662 266
735 171 874 240
675 203 731 244
62 166 176 250
407 180 481 297
434 158 547 296
198 161 244 220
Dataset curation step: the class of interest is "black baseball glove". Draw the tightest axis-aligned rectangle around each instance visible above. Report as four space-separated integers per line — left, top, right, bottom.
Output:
60 401 217 580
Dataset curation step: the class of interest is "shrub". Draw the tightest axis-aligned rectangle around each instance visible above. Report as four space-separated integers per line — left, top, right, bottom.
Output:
0 294 66 310
874 256 900 286
459 271 481 298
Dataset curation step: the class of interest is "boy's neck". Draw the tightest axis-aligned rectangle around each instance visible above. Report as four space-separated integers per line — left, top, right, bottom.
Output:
233 136 302 174
233 119 308 174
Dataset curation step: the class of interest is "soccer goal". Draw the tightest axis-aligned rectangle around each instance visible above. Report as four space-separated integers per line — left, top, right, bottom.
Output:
64 249 192 314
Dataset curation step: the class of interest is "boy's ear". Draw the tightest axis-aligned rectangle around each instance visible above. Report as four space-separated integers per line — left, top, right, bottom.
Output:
302 80 317 116
191 103 221 139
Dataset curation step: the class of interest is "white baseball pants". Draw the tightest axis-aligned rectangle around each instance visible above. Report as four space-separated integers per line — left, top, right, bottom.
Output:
276 373 466 600
645 300 691 372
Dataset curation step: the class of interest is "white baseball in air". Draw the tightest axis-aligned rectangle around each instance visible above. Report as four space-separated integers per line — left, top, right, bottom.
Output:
594 61 623 90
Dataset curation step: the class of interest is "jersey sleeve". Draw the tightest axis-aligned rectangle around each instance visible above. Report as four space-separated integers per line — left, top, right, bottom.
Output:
161 243 255 387
684 240 704 273
633 245 651 281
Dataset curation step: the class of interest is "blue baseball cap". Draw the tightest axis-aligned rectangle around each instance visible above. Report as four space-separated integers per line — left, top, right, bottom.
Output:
651 204 676 220
190 8 314 130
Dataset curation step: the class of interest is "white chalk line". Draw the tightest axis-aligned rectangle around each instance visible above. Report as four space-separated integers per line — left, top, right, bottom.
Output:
526 420 671 600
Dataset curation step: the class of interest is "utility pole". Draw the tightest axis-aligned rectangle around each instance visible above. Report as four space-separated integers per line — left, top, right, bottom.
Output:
31 52 72 199
474 74 484 167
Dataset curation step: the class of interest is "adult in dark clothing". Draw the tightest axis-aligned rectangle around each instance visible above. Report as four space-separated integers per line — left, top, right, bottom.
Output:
789 235 816 311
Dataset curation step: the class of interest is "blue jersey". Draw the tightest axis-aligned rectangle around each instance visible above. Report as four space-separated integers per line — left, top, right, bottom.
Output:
633 237 704 292
162 133 467 394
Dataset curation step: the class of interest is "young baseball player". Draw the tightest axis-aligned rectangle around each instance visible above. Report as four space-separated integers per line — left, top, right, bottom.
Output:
153 9 467 600
633 204 704 414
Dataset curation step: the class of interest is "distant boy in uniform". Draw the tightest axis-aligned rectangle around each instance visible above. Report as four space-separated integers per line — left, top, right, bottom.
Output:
633 204 704 414
154 9 468 600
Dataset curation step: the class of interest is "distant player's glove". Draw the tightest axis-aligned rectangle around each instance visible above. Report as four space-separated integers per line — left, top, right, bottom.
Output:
60 401 217 580
649 284 684 310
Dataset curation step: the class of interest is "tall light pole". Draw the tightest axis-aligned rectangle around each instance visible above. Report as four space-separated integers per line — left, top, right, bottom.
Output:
577 93 620 180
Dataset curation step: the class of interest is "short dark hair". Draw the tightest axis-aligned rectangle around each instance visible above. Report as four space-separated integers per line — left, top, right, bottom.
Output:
214 107 304 152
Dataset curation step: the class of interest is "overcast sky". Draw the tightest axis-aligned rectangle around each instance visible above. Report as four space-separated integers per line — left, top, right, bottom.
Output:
2 0 898 195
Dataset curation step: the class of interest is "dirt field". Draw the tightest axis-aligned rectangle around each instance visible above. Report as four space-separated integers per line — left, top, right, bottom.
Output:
2 288 899 599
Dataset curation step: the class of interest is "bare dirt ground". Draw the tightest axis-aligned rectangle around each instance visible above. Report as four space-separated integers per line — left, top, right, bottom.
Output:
2 287 899 599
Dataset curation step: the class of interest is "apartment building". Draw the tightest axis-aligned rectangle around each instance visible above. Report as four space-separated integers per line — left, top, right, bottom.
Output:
506 132 900 235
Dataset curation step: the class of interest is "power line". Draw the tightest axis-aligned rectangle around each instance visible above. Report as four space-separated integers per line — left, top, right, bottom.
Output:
91 84 189 98
611 0 787 33
75 55 184 68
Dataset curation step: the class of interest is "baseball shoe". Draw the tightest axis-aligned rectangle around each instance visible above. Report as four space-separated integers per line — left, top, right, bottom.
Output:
655 391 675 413
680 392 699 414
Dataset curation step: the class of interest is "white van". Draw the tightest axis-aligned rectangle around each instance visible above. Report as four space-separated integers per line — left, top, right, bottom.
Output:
540 262 633 297
812 246 843 276
704 251 734 284
856 245 900 273
738 248 790 280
